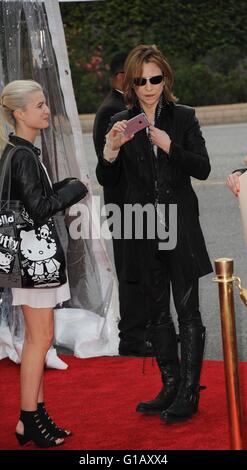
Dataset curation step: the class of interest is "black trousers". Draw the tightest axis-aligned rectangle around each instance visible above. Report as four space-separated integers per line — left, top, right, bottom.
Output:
118 278 148 345
143 250 203 328
112 237 149 346
105 186 149 346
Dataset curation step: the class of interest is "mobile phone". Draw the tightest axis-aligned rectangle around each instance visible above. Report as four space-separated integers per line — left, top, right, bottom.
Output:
124 112 149 135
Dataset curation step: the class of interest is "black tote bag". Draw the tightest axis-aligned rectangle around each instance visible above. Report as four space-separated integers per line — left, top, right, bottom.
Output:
0 146 67 289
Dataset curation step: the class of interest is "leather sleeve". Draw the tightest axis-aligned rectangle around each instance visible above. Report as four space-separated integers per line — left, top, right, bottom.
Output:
12 151 88 224
52 177 78 192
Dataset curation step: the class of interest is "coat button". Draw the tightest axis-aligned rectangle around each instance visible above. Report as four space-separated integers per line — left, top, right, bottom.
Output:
139 156 144 161
165 189 171 195
146 192 150 196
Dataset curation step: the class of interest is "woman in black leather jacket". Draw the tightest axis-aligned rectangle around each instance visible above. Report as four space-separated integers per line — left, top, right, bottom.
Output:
96 45 212 424
0 80 87 447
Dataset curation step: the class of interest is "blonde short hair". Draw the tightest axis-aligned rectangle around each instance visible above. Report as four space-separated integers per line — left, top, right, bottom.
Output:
0 79 43 149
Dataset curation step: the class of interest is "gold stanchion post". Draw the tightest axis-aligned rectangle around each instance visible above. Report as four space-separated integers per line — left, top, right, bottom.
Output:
214 258 243 450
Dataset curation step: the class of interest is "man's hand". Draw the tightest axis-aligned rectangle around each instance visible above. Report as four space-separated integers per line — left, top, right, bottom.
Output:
106 120 134 151
149 126 171 153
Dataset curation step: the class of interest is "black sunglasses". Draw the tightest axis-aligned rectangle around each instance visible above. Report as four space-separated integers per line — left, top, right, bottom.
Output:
133 75 164 86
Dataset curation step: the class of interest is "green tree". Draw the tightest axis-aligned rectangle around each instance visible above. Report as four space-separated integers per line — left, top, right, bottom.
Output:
60 0 247 112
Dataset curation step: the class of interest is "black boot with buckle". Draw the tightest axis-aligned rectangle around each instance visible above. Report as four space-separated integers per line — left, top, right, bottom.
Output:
161 324 206 423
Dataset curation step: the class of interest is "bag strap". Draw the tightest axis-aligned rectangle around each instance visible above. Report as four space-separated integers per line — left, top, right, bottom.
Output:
0 146 18 206
0 145 41 210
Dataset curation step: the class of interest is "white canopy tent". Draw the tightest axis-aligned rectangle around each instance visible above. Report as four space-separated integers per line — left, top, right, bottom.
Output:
0 0 119 368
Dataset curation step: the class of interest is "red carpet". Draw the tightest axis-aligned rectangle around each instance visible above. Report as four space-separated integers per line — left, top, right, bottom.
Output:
0 356 247 450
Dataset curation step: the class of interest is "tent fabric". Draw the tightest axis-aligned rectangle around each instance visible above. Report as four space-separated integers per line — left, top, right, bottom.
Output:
0 0 119 365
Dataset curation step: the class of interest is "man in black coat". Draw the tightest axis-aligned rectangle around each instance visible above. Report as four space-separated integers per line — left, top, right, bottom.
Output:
93 53 152 356
96 43 212 424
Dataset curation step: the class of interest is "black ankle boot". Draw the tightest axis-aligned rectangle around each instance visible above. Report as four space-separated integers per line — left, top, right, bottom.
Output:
15 410 64 447
136 323 180 414
37 402 72 438
161 325 206 424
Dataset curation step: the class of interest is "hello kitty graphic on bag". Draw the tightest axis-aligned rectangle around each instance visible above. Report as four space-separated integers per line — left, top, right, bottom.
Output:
0 251 15 273
18 219 67 288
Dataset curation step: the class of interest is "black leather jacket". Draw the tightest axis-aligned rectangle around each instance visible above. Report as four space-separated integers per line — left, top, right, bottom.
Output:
1 134 88 225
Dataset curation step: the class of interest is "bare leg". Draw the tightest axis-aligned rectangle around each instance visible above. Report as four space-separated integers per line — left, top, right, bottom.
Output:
16 306 63 443
20 305 54 410
37 375 44 404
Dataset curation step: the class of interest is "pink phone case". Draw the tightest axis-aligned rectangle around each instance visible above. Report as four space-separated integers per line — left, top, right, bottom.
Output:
124 113 149 135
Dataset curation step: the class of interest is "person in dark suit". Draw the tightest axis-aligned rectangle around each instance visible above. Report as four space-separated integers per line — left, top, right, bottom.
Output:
93 52 152 357
96 44 212 424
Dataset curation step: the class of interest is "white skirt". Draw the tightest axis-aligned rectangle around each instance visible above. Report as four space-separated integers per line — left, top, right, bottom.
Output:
11 280 71 308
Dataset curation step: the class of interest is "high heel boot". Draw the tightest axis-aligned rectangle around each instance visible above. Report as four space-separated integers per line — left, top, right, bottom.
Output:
37 402 71 438
15 410 64 447
136 322 180 414
161 325 206 423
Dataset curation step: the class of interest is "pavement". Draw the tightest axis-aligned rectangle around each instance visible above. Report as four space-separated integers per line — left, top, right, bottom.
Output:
83 121 247 360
